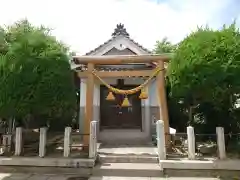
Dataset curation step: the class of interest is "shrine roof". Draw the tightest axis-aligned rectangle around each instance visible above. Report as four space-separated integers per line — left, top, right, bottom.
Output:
85 23 151 55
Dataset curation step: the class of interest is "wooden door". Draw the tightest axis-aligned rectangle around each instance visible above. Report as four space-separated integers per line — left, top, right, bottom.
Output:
100 85 142 129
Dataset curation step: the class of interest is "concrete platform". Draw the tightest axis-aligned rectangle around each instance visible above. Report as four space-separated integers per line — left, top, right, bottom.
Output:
0 166 91 176
98 144 157 157
0 173 223 180
0 173 88 180
89 177 221 180
92 163 163 177
160 159 240 170
99 154 158 163
0 157 95 168
98 144 158 163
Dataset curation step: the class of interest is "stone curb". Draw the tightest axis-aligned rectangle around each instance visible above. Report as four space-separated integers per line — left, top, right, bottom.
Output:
160 159 240 170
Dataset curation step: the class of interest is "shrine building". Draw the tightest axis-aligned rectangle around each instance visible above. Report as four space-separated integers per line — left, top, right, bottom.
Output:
71 24 170 144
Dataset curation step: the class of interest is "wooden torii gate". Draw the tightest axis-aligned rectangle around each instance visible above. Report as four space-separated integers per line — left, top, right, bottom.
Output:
73 54 171 146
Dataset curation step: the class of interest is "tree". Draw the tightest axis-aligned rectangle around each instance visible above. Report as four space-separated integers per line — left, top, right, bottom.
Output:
154 37 177 54
0 20 76 127
167 23 240 133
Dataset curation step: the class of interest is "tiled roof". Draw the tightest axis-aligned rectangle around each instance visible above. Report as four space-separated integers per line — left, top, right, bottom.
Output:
86 23 151 55
85 34 152 55
85 35 152 55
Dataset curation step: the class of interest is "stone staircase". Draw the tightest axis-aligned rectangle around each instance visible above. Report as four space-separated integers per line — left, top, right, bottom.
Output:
99 153 158 163
92 143 163 177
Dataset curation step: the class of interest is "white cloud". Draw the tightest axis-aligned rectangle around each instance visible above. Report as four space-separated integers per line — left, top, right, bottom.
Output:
0 0 237 54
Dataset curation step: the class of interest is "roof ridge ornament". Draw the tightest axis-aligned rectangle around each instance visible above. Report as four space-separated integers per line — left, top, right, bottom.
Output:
112 23 129 37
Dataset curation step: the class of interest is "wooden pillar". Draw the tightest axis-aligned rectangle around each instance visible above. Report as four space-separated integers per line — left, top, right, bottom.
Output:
84 63 94 146
156 61 170 145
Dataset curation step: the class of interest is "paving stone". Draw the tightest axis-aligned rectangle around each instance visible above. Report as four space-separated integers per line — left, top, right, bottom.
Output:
167 178 220 180
108 177 151 180
27 174 49 180
0 173 32 180
47 175 70 180
89 177 109 180
89 176 221 180
67 177 89 180
0 173 12 180
89 177 150 180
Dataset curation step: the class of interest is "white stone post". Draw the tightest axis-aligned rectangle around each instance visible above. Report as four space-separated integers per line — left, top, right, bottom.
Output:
2 136 7 152
39 127 47 157
14 127 22 156
89 121 97 158
156 120 166 160
187 126 195 160
2 134 12 152
93 121 98 158
216 127 226 159
63 127 72 157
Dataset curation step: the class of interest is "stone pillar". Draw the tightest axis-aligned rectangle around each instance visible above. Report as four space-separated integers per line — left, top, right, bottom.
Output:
64 127 72 157
93 83 100 137
14 127 22 156
39 127 47 158
8 118 13 133
79 79 86 136
187 126 195 160
216 127 226 159
2 134 12 152
156 120 166 160
142 86 151 137
89 121 97 158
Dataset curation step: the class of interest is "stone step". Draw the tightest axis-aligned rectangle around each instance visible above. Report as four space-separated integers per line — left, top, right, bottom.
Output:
99 154 158 163
92 163 163 177
99 152 157 157
98 140 152 146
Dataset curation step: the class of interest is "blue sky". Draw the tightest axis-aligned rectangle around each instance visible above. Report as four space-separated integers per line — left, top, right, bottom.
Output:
0 0 239 54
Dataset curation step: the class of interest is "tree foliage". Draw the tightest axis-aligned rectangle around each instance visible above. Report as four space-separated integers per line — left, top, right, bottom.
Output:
0 20 76 126
154 37 177 54
167 23 240 133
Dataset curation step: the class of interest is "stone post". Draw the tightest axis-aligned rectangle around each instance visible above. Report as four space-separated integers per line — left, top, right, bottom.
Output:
89 121 97 158
14 127 22 156
187 126 195 160
63 127 72 157
2 134 12 152
39 127 47 157
156 120 166 160
216 127 226 159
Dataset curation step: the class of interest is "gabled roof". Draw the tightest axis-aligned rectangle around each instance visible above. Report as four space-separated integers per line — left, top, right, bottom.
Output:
85 23 152 55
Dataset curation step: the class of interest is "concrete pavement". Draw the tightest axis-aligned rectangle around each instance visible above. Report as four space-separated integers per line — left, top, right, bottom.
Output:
0 173 87 180
89 177 221 180
0 173 223 180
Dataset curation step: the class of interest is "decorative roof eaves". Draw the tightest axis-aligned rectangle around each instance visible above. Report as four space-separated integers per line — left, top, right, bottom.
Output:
85 36 116 55
125 36 152 54
84 35 152 56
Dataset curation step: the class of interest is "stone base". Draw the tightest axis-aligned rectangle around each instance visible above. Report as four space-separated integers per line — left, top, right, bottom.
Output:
0 157 95 168
0 166 91 177
160 159 240 171
164 169 240 178
92 163 163 177
99 154 158 163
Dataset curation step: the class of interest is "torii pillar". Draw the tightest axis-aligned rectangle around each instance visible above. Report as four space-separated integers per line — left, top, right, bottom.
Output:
156 61 170 146
83 63 94 146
